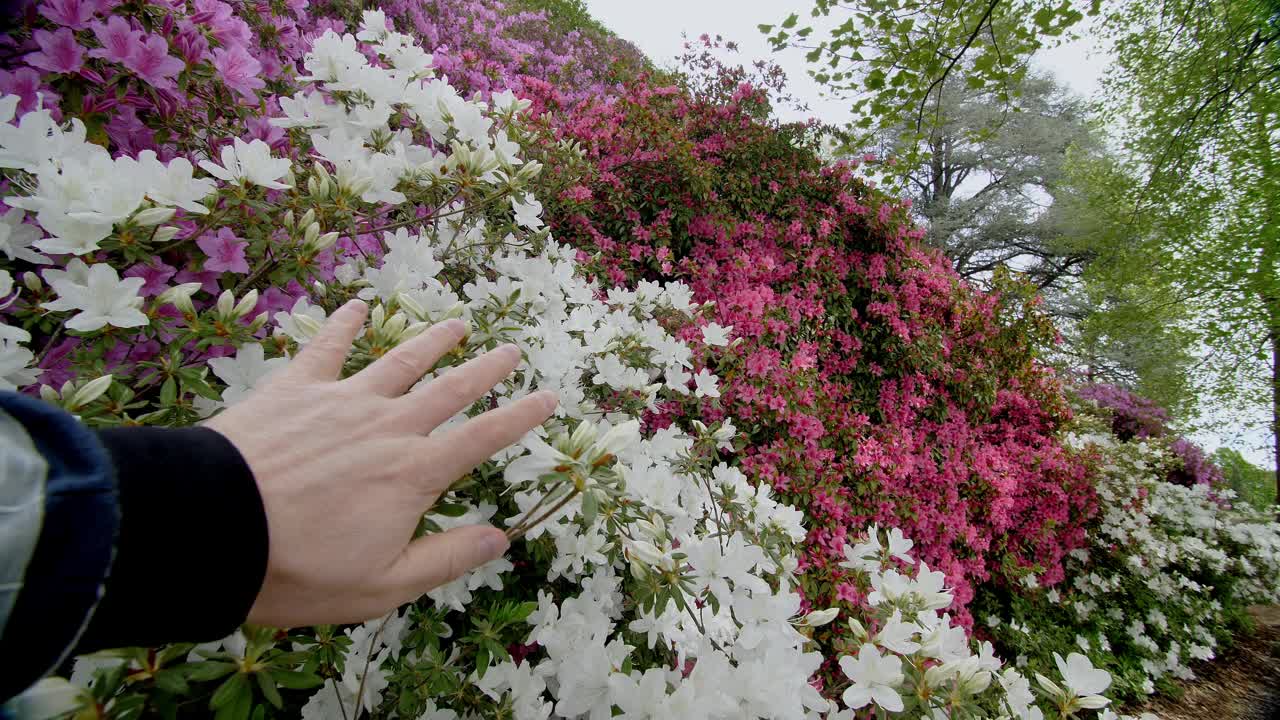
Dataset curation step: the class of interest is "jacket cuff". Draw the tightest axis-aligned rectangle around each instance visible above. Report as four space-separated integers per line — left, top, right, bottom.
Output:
75 426 268 652
0 392 118 702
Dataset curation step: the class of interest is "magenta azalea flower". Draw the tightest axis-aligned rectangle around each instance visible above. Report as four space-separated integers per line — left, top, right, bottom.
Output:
211 45 265 101
88 16 143 65
197 228 250 274
26 28 87 75
37 0 104 29
124 34 185 89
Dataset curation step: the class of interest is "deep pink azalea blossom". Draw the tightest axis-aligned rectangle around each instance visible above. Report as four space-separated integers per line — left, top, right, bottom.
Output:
123 34 185 89
37 0 104 29
26 28 86 75
124 261 177 296
88 16 142 64
196 228 250 274
211 45 265 101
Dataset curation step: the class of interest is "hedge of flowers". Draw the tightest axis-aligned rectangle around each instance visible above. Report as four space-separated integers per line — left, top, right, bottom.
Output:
1076 384 1224 488
1 0 1278 717
972 396 1280 705
529 36 1098 673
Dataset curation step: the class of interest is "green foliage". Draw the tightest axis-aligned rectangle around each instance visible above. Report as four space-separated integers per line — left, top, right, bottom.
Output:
763 0 1089 164
1213 447 1278 511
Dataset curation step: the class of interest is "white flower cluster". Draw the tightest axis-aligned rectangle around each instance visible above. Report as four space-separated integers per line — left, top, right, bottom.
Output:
1047 418 1280 695
825 525 1148 720
241 22 820 720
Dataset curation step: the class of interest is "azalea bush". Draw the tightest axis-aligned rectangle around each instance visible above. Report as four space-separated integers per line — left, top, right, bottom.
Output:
0 15 828 720
972 397 1280 705
530 37 1098 687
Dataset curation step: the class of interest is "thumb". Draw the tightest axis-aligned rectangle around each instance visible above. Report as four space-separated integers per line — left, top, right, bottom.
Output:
385 525 510 598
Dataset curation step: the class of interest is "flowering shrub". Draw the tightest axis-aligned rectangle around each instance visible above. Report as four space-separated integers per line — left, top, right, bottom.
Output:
971 399 1280 705
1076 384 1223 487
0 18 836 720
530 42 1098 686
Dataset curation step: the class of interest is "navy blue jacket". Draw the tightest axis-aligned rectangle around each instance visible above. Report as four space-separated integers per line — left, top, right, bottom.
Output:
0 391 268 701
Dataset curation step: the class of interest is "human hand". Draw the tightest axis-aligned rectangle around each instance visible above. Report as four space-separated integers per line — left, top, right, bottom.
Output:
204 299 557 628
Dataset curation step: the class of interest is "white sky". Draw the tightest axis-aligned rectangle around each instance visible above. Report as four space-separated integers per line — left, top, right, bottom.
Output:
581 1 1274 469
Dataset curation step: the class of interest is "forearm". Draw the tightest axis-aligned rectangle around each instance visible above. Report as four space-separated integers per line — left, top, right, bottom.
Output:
0 392 268 701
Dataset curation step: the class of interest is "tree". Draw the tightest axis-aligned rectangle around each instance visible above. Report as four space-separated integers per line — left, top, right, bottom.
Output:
773 0 1280 496
1212 447 1277 510
877 69 1101 300
760 0 1088 163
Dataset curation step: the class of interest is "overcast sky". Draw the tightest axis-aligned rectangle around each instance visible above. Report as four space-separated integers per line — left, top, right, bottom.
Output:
580 1 1274 468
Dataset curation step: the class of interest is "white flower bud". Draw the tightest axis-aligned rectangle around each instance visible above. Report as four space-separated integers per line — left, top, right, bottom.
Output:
303 221 321 247
311 231 339 252
39 384 59 403
1035 673 1064 699
848 617 868 642
396 293 425 319
216 290 235 317
22 272 41 292
293 313 324 339
248 311 269 333
312 281 327 297
152 226 180 244
283 209 295 229
1076 695 1110 710
133 207 177 226
383 311 408 340
799 608 840 627
299 209 316 230
70 375 113 408
233 289 259 319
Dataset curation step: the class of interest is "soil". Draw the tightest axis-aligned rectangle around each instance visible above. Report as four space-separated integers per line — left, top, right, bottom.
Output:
1135 606 1280 720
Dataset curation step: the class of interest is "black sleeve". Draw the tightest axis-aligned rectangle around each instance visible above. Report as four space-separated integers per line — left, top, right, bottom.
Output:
72 426 269 653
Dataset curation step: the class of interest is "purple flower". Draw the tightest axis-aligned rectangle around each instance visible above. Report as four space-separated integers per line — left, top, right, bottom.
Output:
211 45 265 102
105 104 155 154
0 69 53 116
123 260 177 296
196 228 250 274
123 34 185 89
174 268 223 295
26 28 86 75
37 0 103 29
88 16 143 65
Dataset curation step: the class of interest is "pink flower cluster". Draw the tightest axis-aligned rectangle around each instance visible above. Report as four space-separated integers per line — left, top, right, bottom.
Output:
530 55 1099 674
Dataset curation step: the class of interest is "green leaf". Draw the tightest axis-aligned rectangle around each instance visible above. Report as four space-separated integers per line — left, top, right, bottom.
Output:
211 673 250 711
184 662 238 682
780 13 798 29
255 673 283 709
154 669 191 696
271 670 324 690
159 376 178 406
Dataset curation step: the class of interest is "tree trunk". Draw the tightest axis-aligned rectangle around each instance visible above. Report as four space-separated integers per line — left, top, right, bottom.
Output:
1273 331 1279 509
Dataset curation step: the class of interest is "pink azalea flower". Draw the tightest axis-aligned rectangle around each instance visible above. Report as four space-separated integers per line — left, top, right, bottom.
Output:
37 0 104 29
0 69 53 115
123 34 185 89
88 16 143 65
211 45 265 102
123 261 177 296
26 28 86 75
196 228 250 274
105 105 155 154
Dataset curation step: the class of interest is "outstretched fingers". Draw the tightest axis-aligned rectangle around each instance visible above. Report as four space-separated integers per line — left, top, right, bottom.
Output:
382 525 510 601
278 299 368 383
399 344 526 431
414 389 558 495
346 319 467 397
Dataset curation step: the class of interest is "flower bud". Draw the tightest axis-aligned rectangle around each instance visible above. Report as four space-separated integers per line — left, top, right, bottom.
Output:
293 313 324 339
22 272 41 292
311 231 339 252
397 292 425 319
848 617 868 642
303 221 321 247
383 311 408 340
152 226 180 244
216 289 235 317
312 281 327 297
799 608 840 627
442 301 466 321
299 209 316 229
1076 695 1110 710
1034 673 1064 699
283 209 295 229
159 282 201 315
248 311 269 333
233 289 259 319
133 207 177 226
70 375 113 408
39 384 59 403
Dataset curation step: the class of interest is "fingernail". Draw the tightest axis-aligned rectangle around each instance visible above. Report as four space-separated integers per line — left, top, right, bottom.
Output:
532 389 559 413
439 318 466 338
481 530 509 559
343 299 366 312
498 343 522 360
